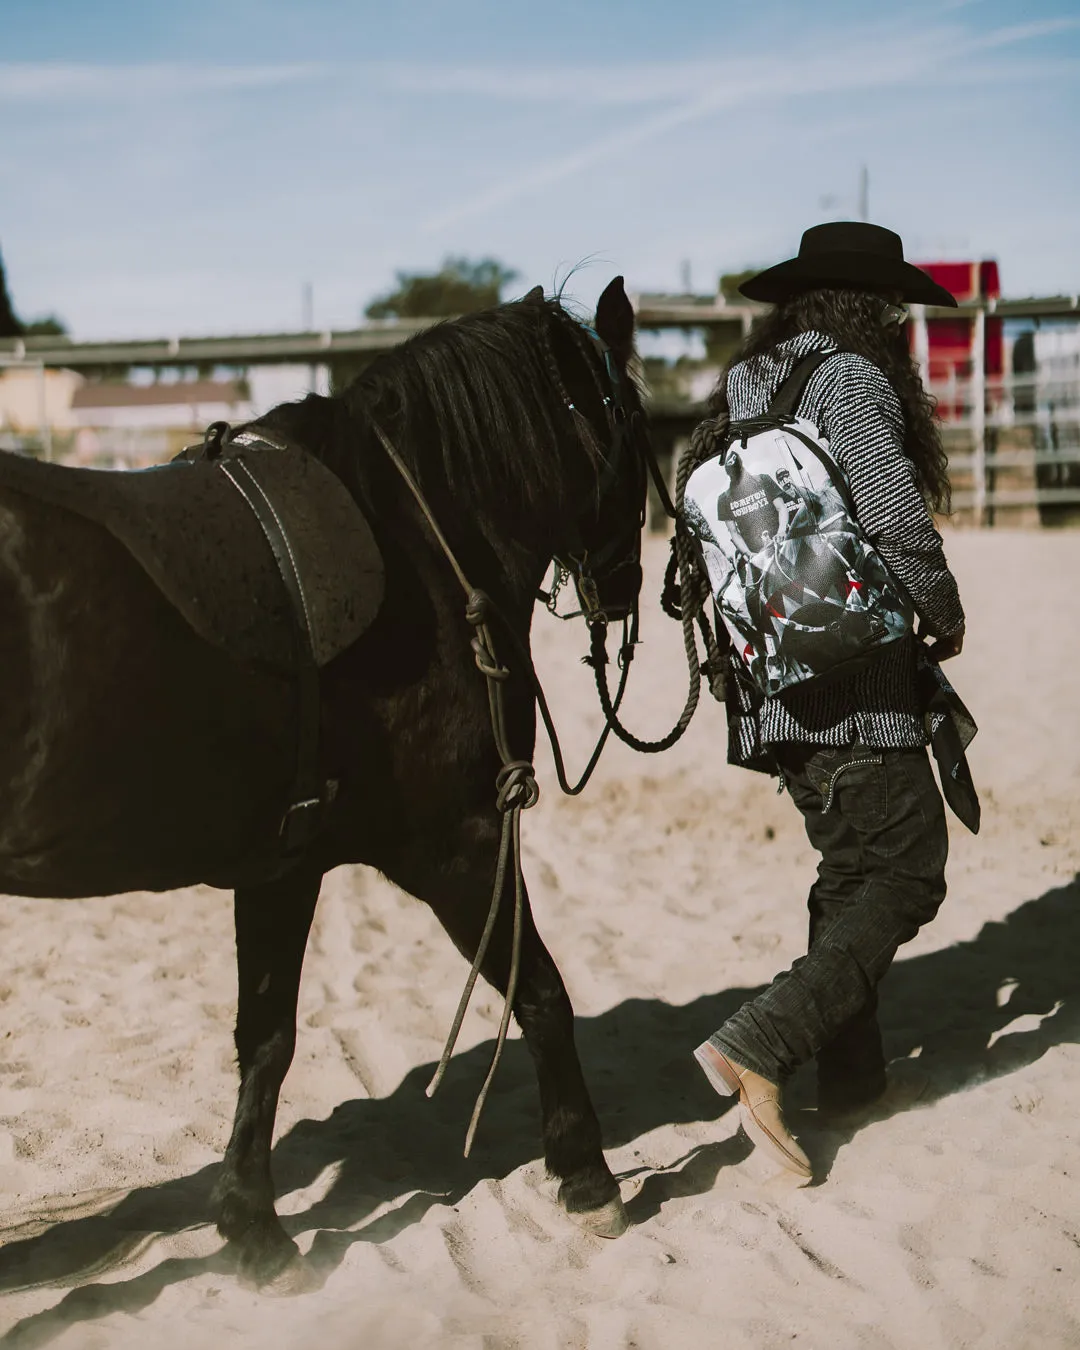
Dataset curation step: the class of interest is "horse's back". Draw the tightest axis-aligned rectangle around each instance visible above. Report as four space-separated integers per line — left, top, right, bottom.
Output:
0 446 385 672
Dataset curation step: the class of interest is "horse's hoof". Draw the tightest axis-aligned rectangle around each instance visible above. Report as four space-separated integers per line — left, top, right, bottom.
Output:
260 1253 324 1297
233 1229 315 1294
567 1196 630 1239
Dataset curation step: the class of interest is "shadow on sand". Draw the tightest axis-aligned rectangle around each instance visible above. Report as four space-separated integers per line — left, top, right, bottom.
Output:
2 873 1078 1346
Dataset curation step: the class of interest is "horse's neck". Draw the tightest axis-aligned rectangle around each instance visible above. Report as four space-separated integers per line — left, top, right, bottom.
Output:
353 425 567 620
434 452 575 620
396 480 550 624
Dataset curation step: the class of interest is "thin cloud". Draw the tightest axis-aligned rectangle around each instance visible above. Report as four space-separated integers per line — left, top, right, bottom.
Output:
967 15 1080 50
364 13 1079 107
373 60 750 106
417 16 1079 235
944 54 1080 84
0 62 325 102
4 12 1073 109
418 41 935 235
419 86 756 235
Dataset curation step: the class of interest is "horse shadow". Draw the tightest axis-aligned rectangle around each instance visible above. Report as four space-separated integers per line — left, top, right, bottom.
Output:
2 873 1078 1346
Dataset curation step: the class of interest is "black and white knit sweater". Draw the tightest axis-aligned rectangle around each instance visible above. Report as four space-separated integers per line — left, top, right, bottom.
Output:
721 330 966 767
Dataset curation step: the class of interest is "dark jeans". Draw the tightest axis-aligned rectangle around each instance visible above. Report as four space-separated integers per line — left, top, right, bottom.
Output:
709 743 948 1102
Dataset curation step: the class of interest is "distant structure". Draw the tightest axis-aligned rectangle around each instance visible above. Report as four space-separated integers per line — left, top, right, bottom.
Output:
67 378 253 467
1 282 1076 523
909 260 1003 422
70 378 251 431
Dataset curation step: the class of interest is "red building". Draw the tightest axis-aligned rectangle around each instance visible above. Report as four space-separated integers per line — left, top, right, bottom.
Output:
911 260 1002 419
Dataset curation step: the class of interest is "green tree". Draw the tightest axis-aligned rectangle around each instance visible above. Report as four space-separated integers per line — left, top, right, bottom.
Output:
0 245 21 338
703 269 768 365
365 256 519 320
718 269 759 302
22 316 68 337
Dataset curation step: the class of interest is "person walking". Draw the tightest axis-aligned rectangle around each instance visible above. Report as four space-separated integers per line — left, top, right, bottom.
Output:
687 222 970 1180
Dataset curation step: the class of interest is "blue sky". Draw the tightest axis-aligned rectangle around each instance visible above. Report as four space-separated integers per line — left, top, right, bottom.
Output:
2 0 1078 338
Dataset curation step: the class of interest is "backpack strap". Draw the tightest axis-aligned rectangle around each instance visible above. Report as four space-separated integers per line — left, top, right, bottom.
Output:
767 349 841 421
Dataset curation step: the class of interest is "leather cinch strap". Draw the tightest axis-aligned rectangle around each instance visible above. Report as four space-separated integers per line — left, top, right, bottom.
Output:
219 454 329 855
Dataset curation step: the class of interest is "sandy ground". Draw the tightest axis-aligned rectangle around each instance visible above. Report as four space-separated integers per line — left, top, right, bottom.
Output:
1 527 1079 1350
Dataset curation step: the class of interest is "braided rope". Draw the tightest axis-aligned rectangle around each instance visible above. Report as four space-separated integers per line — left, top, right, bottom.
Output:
674 411 730 687
588 411 732 753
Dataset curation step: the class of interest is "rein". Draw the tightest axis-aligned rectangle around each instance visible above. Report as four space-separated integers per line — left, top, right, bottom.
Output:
581 436 730 756
559 327 727 756
367 419 634 1154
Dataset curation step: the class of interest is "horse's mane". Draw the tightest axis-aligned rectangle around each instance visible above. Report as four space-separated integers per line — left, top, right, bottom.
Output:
337 295 608 512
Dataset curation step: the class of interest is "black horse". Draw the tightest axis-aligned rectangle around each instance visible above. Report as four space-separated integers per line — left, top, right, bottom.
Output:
0 279 650 1288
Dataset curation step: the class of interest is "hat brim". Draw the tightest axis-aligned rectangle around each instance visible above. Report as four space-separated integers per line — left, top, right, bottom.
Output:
739 252 958 308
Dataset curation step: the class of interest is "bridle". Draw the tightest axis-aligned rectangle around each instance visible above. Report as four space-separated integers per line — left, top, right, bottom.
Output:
541 324 656 627
538 325 716 764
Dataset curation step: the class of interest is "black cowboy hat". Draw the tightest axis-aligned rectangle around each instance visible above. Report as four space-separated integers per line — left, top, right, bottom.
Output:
738 222 958 308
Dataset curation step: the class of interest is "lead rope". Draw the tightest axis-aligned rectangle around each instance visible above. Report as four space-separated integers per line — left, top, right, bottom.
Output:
368 420 631 1155
586 413 731 752
366 421 534 1153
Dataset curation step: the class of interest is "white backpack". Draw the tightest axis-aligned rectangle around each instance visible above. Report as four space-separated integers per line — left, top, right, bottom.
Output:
683 351 914 697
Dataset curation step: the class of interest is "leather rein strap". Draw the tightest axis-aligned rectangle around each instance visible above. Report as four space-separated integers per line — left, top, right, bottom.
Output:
367 418 543 1155
366 415 641 1155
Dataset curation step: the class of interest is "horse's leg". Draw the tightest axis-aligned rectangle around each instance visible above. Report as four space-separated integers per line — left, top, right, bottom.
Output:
213 866 322 1288
391 814 628 1237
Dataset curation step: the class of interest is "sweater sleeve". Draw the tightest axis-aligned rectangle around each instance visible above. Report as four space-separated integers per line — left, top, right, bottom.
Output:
817 355 965 637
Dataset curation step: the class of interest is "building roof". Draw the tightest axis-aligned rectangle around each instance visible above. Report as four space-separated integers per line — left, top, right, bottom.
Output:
71 379 247 410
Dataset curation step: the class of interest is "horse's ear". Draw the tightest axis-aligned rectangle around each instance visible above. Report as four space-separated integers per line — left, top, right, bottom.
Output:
595 275 634 366
524 285 545 303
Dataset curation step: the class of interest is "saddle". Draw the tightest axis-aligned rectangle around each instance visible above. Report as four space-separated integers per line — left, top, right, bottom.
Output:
0 428 384 674
0 425 385 865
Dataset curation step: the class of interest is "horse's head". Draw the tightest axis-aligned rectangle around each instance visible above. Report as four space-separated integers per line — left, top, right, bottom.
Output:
540 276 651 625
335 277 652 627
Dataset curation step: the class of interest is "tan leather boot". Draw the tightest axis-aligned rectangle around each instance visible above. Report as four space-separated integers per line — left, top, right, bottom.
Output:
694 1040 813 1179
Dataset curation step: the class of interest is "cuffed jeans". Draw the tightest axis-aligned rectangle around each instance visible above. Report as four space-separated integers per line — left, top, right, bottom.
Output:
708 743 948 1100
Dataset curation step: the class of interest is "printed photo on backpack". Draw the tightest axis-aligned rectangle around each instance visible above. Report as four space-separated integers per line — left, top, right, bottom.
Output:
684 413 914 697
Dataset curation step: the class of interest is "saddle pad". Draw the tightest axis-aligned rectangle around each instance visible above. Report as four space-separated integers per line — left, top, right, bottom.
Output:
0 445 384 673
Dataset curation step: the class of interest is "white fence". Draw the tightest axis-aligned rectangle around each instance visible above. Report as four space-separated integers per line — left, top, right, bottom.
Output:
910 307 1080 524
923 369 1080 521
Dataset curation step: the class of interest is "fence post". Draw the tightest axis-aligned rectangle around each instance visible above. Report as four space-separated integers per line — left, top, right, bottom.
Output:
911 304 929 382
971 306 987 527
36 361 53 462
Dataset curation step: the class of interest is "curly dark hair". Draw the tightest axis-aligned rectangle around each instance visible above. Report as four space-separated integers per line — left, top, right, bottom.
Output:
708 287 951 513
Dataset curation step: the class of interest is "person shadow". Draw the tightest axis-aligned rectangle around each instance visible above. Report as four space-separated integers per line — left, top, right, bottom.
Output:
2 872 1078 1347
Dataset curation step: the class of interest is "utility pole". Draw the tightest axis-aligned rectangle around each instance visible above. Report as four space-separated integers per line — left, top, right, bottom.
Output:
858 165 869 222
